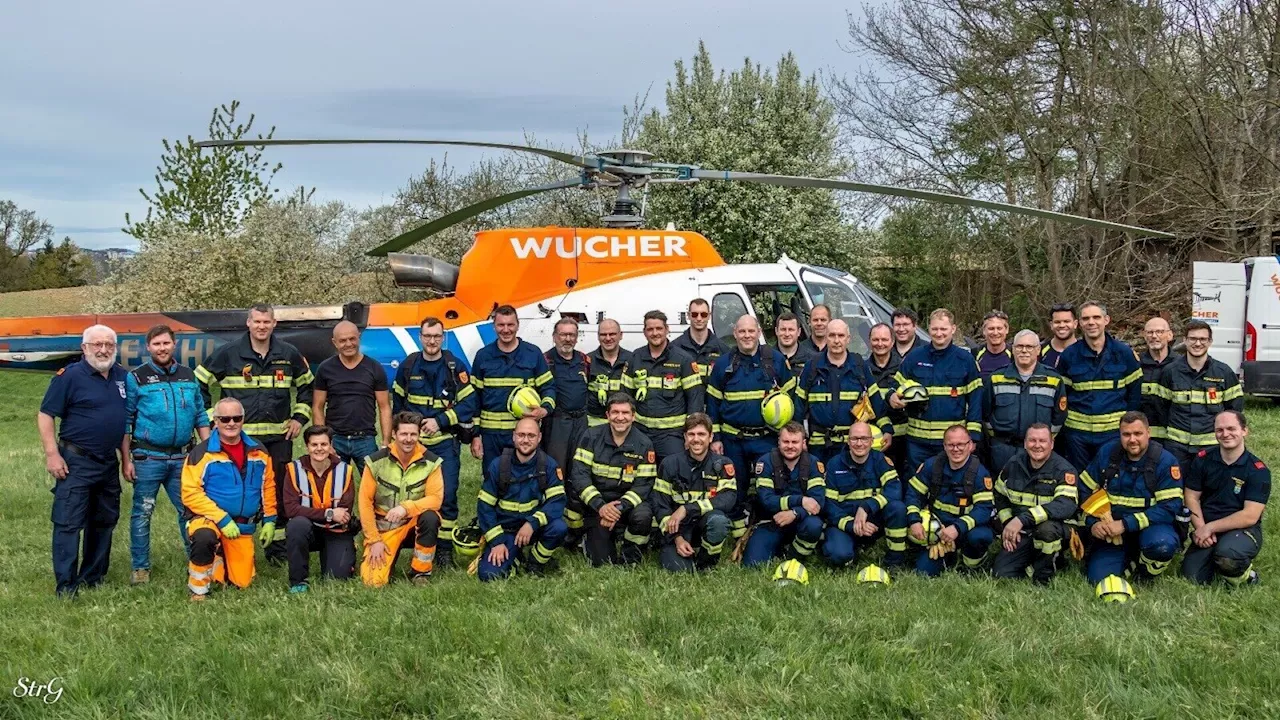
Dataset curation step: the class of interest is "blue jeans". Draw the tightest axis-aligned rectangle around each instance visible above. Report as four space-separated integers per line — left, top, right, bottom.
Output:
332 435 380 474
130 455 188 569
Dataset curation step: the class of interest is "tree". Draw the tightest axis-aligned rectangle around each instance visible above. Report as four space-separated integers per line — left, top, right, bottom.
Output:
26 238 92 290
635 43 867 270
124 101 283 242
0 200 53 291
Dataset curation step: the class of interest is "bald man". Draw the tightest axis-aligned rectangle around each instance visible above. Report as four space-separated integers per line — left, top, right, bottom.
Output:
313 321 391 472
1139 316 1176 440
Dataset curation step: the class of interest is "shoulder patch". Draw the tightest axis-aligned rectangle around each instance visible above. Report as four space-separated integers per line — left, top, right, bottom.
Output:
1170 465 1182 481
1197 449 1208 458
1256 461 1267 470
459 370 470 384
816 461 825 474
1064 472 1076 485
555 467 563 480
56 367 66 376
755 461 765 475
724 462 735 478
647 450 656 464
984 476 993 490
884 456 894 467
1059 396 1067 411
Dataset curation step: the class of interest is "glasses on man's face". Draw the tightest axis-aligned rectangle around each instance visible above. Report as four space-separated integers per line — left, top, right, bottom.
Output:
1186 336 1211 344
420 333 444 342
83 341 116 350
216 415 244 424
945 442 970 450
849 436 873 443
556 332 578 339
689 311 709 319
514 431 540 441
1144 329 1171 336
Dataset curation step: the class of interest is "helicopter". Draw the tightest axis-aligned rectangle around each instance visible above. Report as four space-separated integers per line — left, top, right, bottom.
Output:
0 139 1172 378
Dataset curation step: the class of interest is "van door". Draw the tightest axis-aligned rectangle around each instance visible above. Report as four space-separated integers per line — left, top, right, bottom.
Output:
1243 257 1280 395
1192 261 1247 376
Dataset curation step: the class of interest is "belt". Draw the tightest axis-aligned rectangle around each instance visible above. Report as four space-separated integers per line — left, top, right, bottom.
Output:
59 441 113 464
133 440 192 455
991 434 1021 445
736 427 774 439
557 409 587 419
334 433 376 440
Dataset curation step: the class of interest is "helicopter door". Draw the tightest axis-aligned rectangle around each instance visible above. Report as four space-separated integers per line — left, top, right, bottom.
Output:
698 286 753 346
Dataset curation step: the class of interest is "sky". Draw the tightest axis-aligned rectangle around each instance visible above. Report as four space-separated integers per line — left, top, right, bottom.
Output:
2 1 875 250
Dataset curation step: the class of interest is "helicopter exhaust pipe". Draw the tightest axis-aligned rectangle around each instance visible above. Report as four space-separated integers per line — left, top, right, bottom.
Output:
388 253 460 292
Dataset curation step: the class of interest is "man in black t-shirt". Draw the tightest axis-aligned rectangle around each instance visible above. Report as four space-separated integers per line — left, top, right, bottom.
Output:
312 321 391 471
1182 409 1270 586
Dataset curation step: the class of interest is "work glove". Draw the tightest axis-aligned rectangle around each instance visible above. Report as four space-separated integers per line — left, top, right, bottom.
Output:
222 522 241 540
257 521 276 547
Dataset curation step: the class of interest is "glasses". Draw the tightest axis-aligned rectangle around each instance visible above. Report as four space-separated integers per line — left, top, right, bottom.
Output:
216 415 244 424
689 312 709 319
420 333 444 341
944 442 970 450
1144 329 1172 336
849 436 873 443
514 432 540 440
1049 303 1075 314
1186 336 1211 344
983 310 1009 321
1013 344 1039 351
83 341 116 350
556 332 578 339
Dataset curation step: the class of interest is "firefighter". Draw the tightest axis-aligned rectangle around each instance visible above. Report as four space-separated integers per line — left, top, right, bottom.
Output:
869 322 909 470
804 304 831 356
885 308 984 471
774 312 816 377
1056 301 1142 470
195 303 313 563
469 305 556 463
1079 412 1184 597
795 319 891 463
477 417 567 581
182 398 277 601
628 310 703 465
282 425 358 592
542 317 591 472
391 316 477 569
1155 320 1243 468
587 318 632 428
972 310 1013 379
820 421 907 569
1139 316 1177 439
672 298 726 379
1182 410 1268 586
904 424 995 576
653 412 737 572
569 393 657 566
707 314 795 540
741 422 826 568
1040 303 1078 370
358 412 445 587
982 329 1067 474
991 424 1079 584
891 308 922 361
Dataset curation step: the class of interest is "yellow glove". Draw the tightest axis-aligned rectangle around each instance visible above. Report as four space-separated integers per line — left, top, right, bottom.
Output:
257 521 276 547
222 521 241 539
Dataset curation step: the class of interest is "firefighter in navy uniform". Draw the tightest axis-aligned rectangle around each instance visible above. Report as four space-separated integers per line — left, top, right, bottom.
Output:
740 423 826 567
1138 316 1176 440
774 312 817 377
476 418 568 581
391 316 477 568
468 305 556 463
982 330 1067 474
904 425 995 576
869 323 909 470
586 319 632 428
652 412 737 572
820 422 908 568
1078 412 1184 599
972 310 1014 379
628 310 704 464
1056 301 1142 470
569 393 657 566
672 297 726 380
795 319 891 463
1154 320 1244 468
542 317 591 472
195 304 313 563
991 424 1079 584
1182 410 1268 586
707 314 795 541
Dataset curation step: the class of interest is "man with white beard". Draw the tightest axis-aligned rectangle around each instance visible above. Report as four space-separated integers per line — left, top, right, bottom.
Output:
37 325 129 597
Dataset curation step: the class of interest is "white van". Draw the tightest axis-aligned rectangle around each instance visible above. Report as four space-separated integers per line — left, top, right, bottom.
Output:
1193 257 1280 396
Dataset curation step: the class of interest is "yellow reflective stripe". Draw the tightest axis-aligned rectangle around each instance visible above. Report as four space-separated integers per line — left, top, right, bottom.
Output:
1118 369 1142 387
1080 470 1099 491
1165 427 1216 446
637 464 657 476
483 525 505 542
806 477 825 490
532 511 549 528
292 403 312 420
294 371 314 387
194 365 215 383
997 508 1014 523
1109 495 1148 508
807 392 832 402
971 491 993 504
1029 505 1048 525
1064 409 1125 432
826 487 876 501
636 414 687 429
681 375 702 389
622 491 643 507
1154 487 1184 502
934 501 962 514
654 479 674 495
779 496 790 510
580 486 602 503
477 490 498 506
243 421 288 436
591 464 623 479
697 499 714 515
1073 379 1118 391
574 448 594 463
1133 512 1150 530
724 389 768 401
1143 382 1171 399
498 498 539 512
481 377 525 387
794 387 809 401
1170 390 1230 404
879 470 897 487
1223 385 1244 400
909 477 929 494
704 385 725 399
544 485 565 500
534 371 554 386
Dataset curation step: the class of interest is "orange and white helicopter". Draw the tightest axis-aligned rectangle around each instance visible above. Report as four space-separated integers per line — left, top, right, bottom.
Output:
0 140 1171 377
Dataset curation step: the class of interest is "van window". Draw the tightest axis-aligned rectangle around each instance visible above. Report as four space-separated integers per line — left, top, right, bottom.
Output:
711 293 749 344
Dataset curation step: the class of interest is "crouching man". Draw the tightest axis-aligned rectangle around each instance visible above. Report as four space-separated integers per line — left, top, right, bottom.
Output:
477 418 568 581
991 424 1079 584
653 412 737 572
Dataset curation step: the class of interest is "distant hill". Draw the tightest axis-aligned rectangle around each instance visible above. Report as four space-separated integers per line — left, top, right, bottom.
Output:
81 247 136 280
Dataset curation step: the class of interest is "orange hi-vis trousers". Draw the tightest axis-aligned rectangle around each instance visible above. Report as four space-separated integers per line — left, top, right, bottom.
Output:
361 510 440 587
187 516 257 595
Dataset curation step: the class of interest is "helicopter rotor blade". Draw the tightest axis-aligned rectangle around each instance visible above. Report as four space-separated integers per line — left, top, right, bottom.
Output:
195 138 599 170
366 176 588 257
690 169 1175 238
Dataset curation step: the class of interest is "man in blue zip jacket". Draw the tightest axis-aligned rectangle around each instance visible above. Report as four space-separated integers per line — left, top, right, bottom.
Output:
1057 301 1142 470
468 305 556 463
741 423 826 568
476 418 567 581
794 319 891 463
122 325 210 585
904 425 995 576
821 422 907 568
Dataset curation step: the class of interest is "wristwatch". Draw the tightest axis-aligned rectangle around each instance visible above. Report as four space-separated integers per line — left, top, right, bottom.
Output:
325 508 334 523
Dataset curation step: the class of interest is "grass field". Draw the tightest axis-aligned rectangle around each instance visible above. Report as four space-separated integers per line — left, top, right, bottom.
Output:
0 287 97 318
1 369 1278 719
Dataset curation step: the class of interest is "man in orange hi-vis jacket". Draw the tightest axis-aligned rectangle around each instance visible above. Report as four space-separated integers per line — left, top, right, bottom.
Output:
359 411 445 587
181 397 277 601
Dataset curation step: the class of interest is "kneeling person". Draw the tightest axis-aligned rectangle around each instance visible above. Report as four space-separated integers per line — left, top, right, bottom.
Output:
283 425 358 592
821 421 907 568
182 398 277 600
477 418 568 581
742 422 826 568
358 412 445 587
1182 410 1268 586
991 424 1079 584
904 425 995 576
653 412 737 572
570 393 657 566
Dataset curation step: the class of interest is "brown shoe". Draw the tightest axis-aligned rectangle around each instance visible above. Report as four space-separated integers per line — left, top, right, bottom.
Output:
412 572 432 586
189 592 206 603
130 569 151 586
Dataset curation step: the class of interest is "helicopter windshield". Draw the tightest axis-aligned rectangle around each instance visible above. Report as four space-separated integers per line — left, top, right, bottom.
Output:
799 268 874 358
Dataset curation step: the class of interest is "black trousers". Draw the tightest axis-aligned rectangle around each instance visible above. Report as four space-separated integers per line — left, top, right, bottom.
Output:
992 520 1065 584
541 411 588 472
285 516 356 586
1181 524 1263 584
583 503 653 567
51 450 121 596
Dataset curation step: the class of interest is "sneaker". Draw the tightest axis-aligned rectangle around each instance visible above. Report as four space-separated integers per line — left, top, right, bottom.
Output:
289 583 309 594
525 557 560 577
619 544 644 566
435 546 454 570
412 572 432 586
130 569 151 586
1246 569 1261 585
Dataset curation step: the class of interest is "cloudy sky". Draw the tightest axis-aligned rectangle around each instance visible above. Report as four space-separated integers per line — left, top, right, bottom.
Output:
3 1 874 249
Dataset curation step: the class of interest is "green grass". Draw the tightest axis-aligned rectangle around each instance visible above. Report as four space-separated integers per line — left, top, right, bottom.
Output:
0 287 97 317
0 368 1277 719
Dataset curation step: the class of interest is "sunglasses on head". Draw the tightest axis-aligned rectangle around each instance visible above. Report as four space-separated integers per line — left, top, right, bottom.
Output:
216 415 244 424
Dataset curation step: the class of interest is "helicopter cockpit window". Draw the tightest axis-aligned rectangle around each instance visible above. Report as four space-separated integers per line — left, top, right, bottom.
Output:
800 269 868 322
744 284 804 346
711 293 749 345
